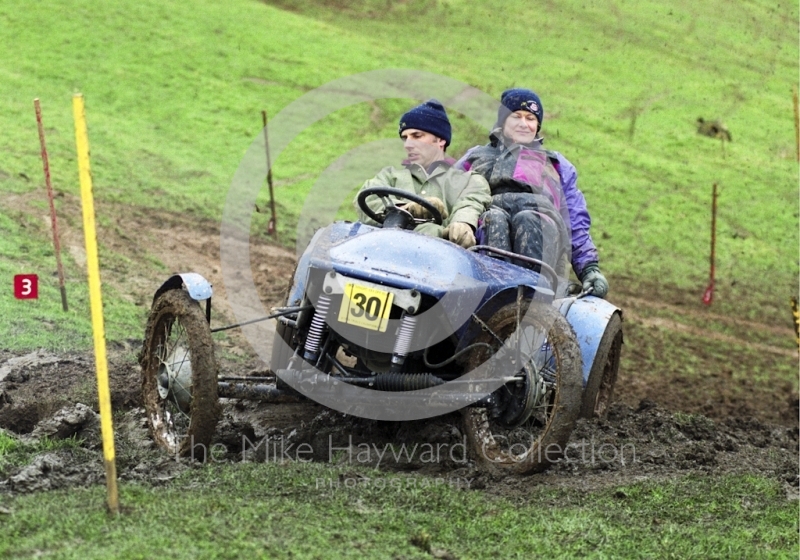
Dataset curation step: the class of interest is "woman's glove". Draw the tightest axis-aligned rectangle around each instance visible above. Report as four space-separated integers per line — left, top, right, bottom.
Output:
579 264 609 298
404 197 448 220
444 222 476 248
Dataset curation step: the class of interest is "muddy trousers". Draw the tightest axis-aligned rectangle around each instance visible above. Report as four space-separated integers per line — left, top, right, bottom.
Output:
481 193 561 271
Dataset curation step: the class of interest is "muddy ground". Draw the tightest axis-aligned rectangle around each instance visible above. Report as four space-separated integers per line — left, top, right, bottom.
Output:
0 194 797 497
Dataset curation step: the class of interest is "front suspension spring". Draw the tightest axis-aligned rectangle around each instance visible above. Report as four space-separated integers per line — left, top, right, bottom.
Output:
390 313 418 371
303 295 331 362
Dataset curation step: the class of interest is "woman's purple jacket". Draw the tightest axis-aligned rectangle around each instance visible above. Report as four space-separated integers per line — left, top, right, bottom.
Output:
457 148 599 276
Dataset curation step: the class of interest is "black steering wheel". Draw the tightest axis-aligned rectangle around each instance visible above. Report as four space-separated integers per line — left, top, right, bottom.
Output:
357 186 444 227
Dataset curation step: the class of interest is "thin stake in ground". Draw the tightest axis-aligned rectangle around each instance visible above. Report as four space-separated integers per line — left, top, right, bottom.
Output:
702 183 718 306
262 110 278 240
34 98 68 312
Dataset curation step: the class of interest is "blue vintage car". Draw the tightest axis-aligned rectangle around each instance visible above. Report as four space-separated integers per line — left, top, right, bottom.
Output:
140 187 622 474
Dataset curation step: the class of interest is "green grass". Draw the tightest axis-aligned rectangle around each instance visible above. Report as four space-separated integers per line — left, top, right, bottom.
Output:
0 431 20 456
0 207 143 351
622 318 796 381
0 463 796 559
0 431 84 474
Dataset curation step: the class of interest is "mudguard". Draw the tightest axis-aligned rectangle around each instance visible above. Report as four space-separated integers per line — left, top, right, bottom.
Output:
563 295 622 386
153 272 213 303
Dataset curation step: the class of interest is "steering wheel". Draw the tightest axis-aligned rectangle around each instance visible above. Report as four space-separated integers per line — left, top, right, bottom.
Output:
357 186 444 226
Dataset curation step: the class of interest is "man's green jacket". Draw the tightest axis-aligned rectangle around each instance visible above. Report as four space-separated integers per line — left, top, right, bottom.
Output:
354 159 491 238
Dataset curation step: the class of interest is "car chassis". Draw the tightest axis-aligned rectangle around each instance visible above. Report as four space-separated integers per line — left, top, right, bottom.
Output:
139 187 622 474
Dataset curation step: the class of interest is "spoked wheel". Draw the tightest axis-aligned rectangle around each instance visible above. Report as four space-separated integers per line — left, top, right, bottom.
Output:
139 289 220 459
462 301 583 474
579 313 622 419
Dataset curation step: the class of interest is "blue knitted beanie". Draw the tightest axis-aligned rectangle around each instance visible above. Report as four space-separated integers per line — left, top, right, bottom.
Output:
398 99 451 148
496 88 544 130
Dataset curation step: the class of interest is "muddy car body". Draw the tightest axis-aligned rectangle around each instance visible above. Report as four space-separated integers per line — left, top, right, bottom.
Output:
140 187 622 474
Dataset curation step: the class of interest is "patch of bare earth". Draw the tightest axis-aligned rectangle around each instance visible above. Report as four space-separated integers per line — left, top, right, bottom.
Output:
0 195 797 496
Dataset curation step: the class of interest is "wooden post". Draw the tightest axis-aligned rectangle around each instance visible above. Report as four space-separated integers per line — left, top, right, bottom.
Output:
34 99 68 312
702 183 718 306
262 110 278 240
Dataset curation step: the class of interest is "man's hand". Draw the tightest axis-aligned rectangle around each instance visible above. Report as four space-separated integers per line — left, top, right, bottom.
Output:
445 222 476 248
403 197 448 220
579 264 609 298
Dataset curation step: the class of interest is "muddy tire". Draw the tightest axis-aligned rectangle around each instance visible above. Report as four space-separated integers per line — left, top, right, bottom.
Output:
462 301 583 475
140 289 220 459
579 313 622 419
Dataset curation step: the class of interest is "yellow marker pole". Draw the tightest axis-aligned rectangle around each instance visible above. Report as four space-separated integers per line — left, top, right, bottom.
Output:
73 93 119 515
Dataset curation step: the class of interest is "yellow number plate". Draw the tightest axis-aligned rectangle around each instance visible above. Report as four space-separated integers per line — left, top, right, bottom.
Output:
338 283 394 332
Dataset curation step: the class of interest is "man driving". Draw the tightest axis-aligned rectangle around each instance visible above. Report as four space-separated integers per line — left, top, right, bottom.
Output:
354 99 491 248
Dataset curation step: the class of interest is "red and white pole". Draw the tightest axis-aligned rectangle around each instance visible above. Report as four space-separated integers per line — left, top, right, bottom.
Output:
702 183 718 306
34 98 69 311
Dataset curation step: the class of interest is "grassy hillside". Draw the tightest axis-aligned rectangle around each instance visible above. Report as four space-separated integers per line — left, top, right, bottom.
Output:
1 0 797 350
0 2 797 557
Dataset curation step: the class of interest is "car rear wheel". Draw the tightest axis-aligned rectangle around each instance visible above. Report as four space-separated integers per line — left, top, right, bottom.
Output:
462 301 583 474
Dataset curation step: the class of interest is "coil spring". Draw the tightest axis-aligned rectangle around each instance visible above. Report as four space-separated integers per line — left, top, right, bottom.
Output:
374 372 444 391
392 314 418 358
303 295 331 359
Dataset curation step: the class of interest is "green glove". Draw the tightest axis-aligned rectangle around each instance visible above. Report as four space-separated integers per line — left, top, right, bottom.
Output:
579 264 609 298
404 197 449 220
444 222 476 248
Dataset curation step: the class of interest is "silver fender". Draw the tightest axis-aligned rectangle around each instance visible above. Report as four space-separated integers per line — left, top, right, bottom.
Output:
153 272 213 304
563 296 622 386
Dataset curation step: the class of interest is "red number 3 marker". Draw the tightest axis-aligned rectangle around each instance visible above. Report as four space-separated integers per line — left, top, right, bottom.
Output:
14 274 38 300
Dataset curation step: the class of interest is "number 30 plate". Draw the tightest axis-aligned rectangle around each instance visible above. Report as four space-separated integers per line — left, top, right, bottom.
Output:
338 283 394 332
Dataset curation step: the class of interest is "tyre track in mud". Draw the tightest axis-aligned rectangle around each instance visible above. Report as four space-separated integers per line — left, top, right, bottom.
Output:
624 310 796 358
622 295 795 338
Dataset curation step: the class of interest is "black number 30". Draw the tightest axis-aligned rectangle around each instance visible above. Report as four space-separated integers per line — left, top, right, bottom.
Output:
351 293 381 321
